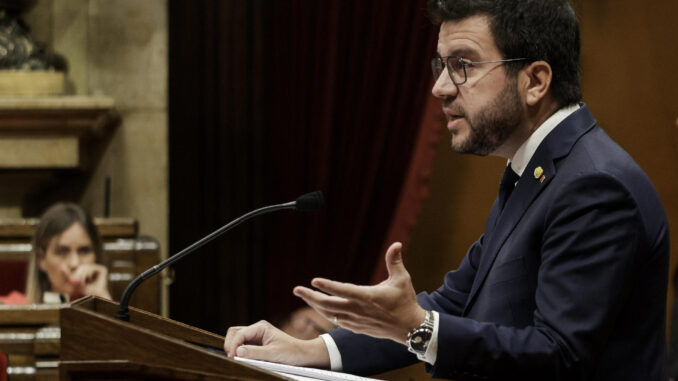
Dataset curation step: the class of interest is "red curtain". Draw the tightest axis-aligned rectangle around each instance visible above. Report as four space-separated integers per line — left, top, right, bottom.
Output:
371 89 444 283
169 0 438 332
263 1 439 318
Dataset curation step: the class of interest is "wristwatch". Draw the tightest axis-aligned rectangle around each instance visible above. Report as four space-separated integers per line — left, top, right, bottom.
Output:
407 310 434 356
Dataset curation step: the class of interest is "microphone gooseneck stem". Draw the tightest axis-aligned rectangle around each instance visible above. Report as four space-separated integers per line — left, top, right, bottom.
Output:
116 201 296 321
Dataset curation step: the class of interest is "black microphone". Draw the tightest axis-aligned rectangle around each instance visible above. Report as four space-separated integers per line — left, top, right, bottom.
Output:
115 191 324 321
295 190 324 211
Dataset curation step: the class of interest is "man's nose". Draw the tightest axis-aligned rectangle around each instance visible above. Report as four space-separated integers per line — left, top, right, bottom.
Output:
431 69 459 99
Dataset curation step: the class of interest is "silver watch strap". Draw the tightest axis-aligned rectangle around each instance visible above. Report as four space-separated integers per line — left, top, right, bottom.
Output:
422 310 434 329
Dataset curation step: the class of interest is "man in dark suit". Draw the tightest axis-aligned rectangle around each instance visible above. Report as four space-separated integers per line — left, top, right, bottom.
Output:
224 0 669 379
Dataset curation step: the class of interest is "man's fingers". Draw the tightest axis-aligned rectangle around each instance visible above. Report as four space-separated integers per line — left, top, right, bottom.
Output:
234 336 330 368
293 286 349 308
224 322 268 357
384 242 407 279
309 278 366 300
235 344 278 362
224 326 244 356
293 286 358 321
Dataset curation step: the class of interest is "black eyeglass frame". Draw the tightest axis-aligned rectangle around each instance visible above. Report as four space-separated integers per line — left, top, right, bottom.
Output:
431 56 529 85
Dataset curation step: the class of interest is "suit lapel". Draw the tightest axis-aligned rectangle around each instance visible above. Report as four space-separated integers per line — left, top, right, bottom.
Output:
462 105 598 315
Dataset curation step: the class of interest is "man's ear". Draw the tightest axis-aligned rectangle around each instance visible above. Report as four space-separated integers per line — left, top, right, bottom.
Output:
521 60 552 106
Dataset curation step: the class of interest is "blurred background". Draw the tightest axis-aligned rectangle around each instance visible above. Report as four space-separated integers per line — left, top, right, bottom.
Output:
2 0 677 376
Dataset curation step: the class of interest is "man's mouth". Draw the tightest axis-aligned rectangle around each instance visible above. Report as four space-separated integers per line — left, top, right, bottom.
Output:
447 115 465 131
443 105 464 120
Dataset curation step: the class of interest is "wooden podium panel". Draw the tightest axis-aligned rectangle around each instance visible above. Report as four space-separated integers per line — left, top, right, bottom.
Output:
60 297 289 380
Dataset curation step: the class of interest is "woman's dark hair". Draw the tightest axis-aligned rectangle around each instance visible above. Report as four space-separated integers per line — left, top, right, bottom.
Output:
428 0 581 107
25 202 103 302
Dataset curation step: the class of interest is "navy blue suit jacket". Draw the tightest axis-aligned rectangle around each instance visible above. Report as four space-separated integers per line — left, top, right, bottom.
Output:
329 105 670 380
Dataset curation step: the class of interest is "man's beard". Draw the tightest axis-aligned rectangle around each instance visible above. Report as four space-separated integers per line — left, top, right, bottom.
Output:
450 78 523 156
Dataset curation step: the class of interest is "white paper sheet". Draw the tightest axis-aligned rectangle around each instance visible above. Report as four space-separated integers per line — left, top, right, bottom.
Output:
234 357 383 381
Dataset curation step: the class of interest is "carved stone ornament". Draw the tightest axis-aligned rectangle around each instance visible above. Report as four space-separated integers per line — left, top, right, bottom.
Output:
0 0 66 96
0 0 64 70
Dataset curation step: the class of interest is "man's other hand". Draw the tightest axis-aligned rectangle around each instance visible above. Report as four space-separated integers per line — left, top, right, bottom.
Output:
293 242 426 344
224 320 330 368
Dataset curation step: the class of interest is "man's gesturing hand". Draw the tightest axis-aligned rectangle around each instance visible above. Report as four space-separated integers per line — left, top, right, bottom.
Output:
224 320 330 368
293 242 426 344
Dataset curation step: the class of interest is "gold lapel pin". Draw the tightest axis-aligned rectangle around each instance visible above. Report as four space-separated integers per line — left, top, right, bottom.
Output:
533 166 544 179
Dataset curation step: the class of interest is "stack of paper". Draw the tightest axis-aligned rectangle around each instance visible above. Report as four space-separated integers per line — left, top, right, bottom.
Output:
234 357 383 381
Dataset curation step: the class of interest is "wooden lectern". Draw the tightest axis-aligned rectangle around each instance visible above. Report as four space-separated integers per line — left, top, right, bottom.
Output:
59 296 289 380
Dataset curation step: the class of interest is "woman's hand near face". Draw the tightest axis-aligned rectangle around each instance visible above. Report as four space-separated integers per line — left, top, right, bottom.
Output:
65 263 111 300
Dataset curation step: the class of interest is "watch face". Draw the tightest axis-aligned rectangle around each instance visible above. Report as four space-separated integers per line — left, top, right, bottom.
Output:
409 328 433 352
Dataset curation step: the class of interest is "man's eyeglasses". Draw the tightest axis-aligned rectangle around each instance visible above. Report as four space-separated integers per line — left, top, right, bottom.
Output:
431 56 528 85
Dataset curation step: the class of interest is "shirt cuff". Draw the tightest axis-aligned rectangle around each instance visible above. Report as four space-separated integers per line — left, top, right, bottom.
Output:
320 333 343 371
418 310 439 365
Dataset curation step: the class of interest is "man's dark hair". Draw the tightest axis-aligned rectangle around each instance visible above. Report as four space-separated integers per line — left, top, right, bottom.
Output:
428 0 581 107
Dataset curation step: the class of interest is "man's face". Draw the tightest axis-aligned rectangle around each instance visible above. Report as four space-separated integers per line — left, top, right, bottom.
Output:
432 16 524 157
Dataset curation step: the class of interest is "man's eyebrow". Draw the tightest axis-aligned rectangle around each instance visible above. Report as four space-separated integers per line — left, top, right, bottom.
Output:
448 48 477 57
437 47 478 58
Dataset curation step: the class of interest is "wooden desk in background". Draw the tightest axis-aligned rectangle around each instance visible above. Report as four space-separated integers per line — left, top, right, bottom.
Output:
0 304 61 381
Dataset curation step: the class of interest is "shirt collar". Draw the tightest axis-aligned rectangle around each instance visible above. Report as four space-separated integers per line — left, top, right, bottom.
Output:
509 103 580 176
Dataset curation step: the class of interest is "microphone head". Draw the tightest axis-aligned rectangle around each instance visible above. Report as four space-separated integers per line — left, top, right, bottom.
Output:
295 191 324 212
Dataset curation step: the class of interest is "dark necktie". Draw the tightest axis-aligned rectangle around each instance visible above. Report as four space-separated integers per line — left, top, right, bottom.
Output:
497 165 520 213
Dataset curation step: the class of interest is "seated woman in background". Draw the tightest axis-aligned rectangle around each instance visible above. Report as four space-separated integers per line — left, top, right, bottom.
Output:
0 203 111 380
24 202 111 303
